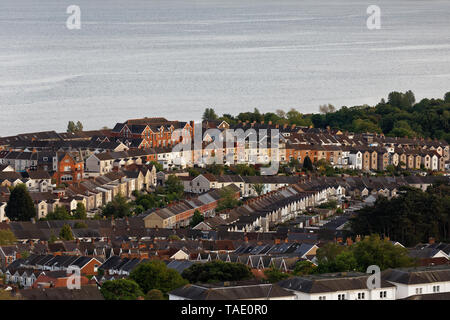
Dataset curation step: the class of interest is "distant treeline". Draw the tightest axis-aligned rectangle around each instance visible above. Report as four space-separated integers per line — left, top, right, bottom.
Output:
203 91 450 143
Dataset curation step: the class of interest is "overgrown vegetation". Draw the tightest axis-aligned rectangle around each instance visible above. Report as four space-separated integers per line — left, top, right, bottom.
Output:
349 183 450 246
181 261 253 283
100 279 144 300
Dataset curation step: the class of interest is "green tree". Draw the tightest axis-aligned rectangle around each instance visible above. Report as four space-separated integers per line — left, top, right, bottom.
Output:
73 222 88 229
73 202 87 219
302 156 313 171
190 210 204 227
75 121 83 132
351 234 415 271
145 289 165 300
251 183 264 196
181 261 253 283
319 104 336 114
206 164 225 175
0 230 17 245
318 200 338 209
444 92 450 103
100 279 144 300
264 267 289 283
293 260 316 276
165 175 184 197
233 164 257 176
102 193 132 218
187 167 201 177
352 118 382 133
5 184 36 221
59 224 74 241
67 121 76 133
216 187 240 212
316 242 347 265
130 260 188 295
48 234 58 244
334 250 358 272
149 161 163 172
46 206 72 220
349 184 450 246
289 158 300 169
168 234 181 241
202 108 218 121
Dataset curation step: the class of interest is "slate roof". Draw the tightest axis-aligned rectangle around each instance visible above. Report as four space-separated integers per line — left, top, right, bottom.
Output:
278 273 395 293
170 282 295 300
381 265 450 285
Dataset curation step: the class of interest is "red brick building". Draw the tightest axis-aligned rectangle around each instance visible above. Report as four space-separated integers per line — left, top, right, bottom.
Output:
110 117 194 149
53 151 84 186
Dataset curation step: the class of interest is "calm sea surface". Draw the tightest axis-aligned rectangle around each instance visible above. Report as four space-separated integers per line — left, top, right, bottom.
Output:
0 0 449 136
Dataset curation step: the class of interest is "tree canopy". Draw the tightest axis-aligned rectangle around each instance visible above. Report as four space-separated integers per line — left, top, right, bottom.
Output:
67 121 83 133
264 267 289 283
100 279 144 300
45 206 72 220
314 234 415 274
189 210 204 228
149 161 163 172
181 261 253 283
165 175 184 197
101 193 132 218
215 187 240 212
73 203 87 219
349 183 450 246
130 260 188 295
59 224 74 241
202 108 219 121
145 289 165 300
5 184 36 221
0 230 17 245
302 156 313 171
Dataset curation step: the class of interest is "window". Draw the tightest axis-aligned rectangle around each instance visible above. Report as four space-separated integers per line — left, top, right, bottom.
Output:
433 286 440 293
379 291 387 298
318 296 326 300
357 292 365 300
415 288 422 294
337 294 346 300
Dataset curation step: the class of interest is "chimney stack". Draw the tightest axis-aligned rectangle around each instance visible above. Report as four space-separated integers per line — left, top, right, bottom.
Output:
429 237 435 244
